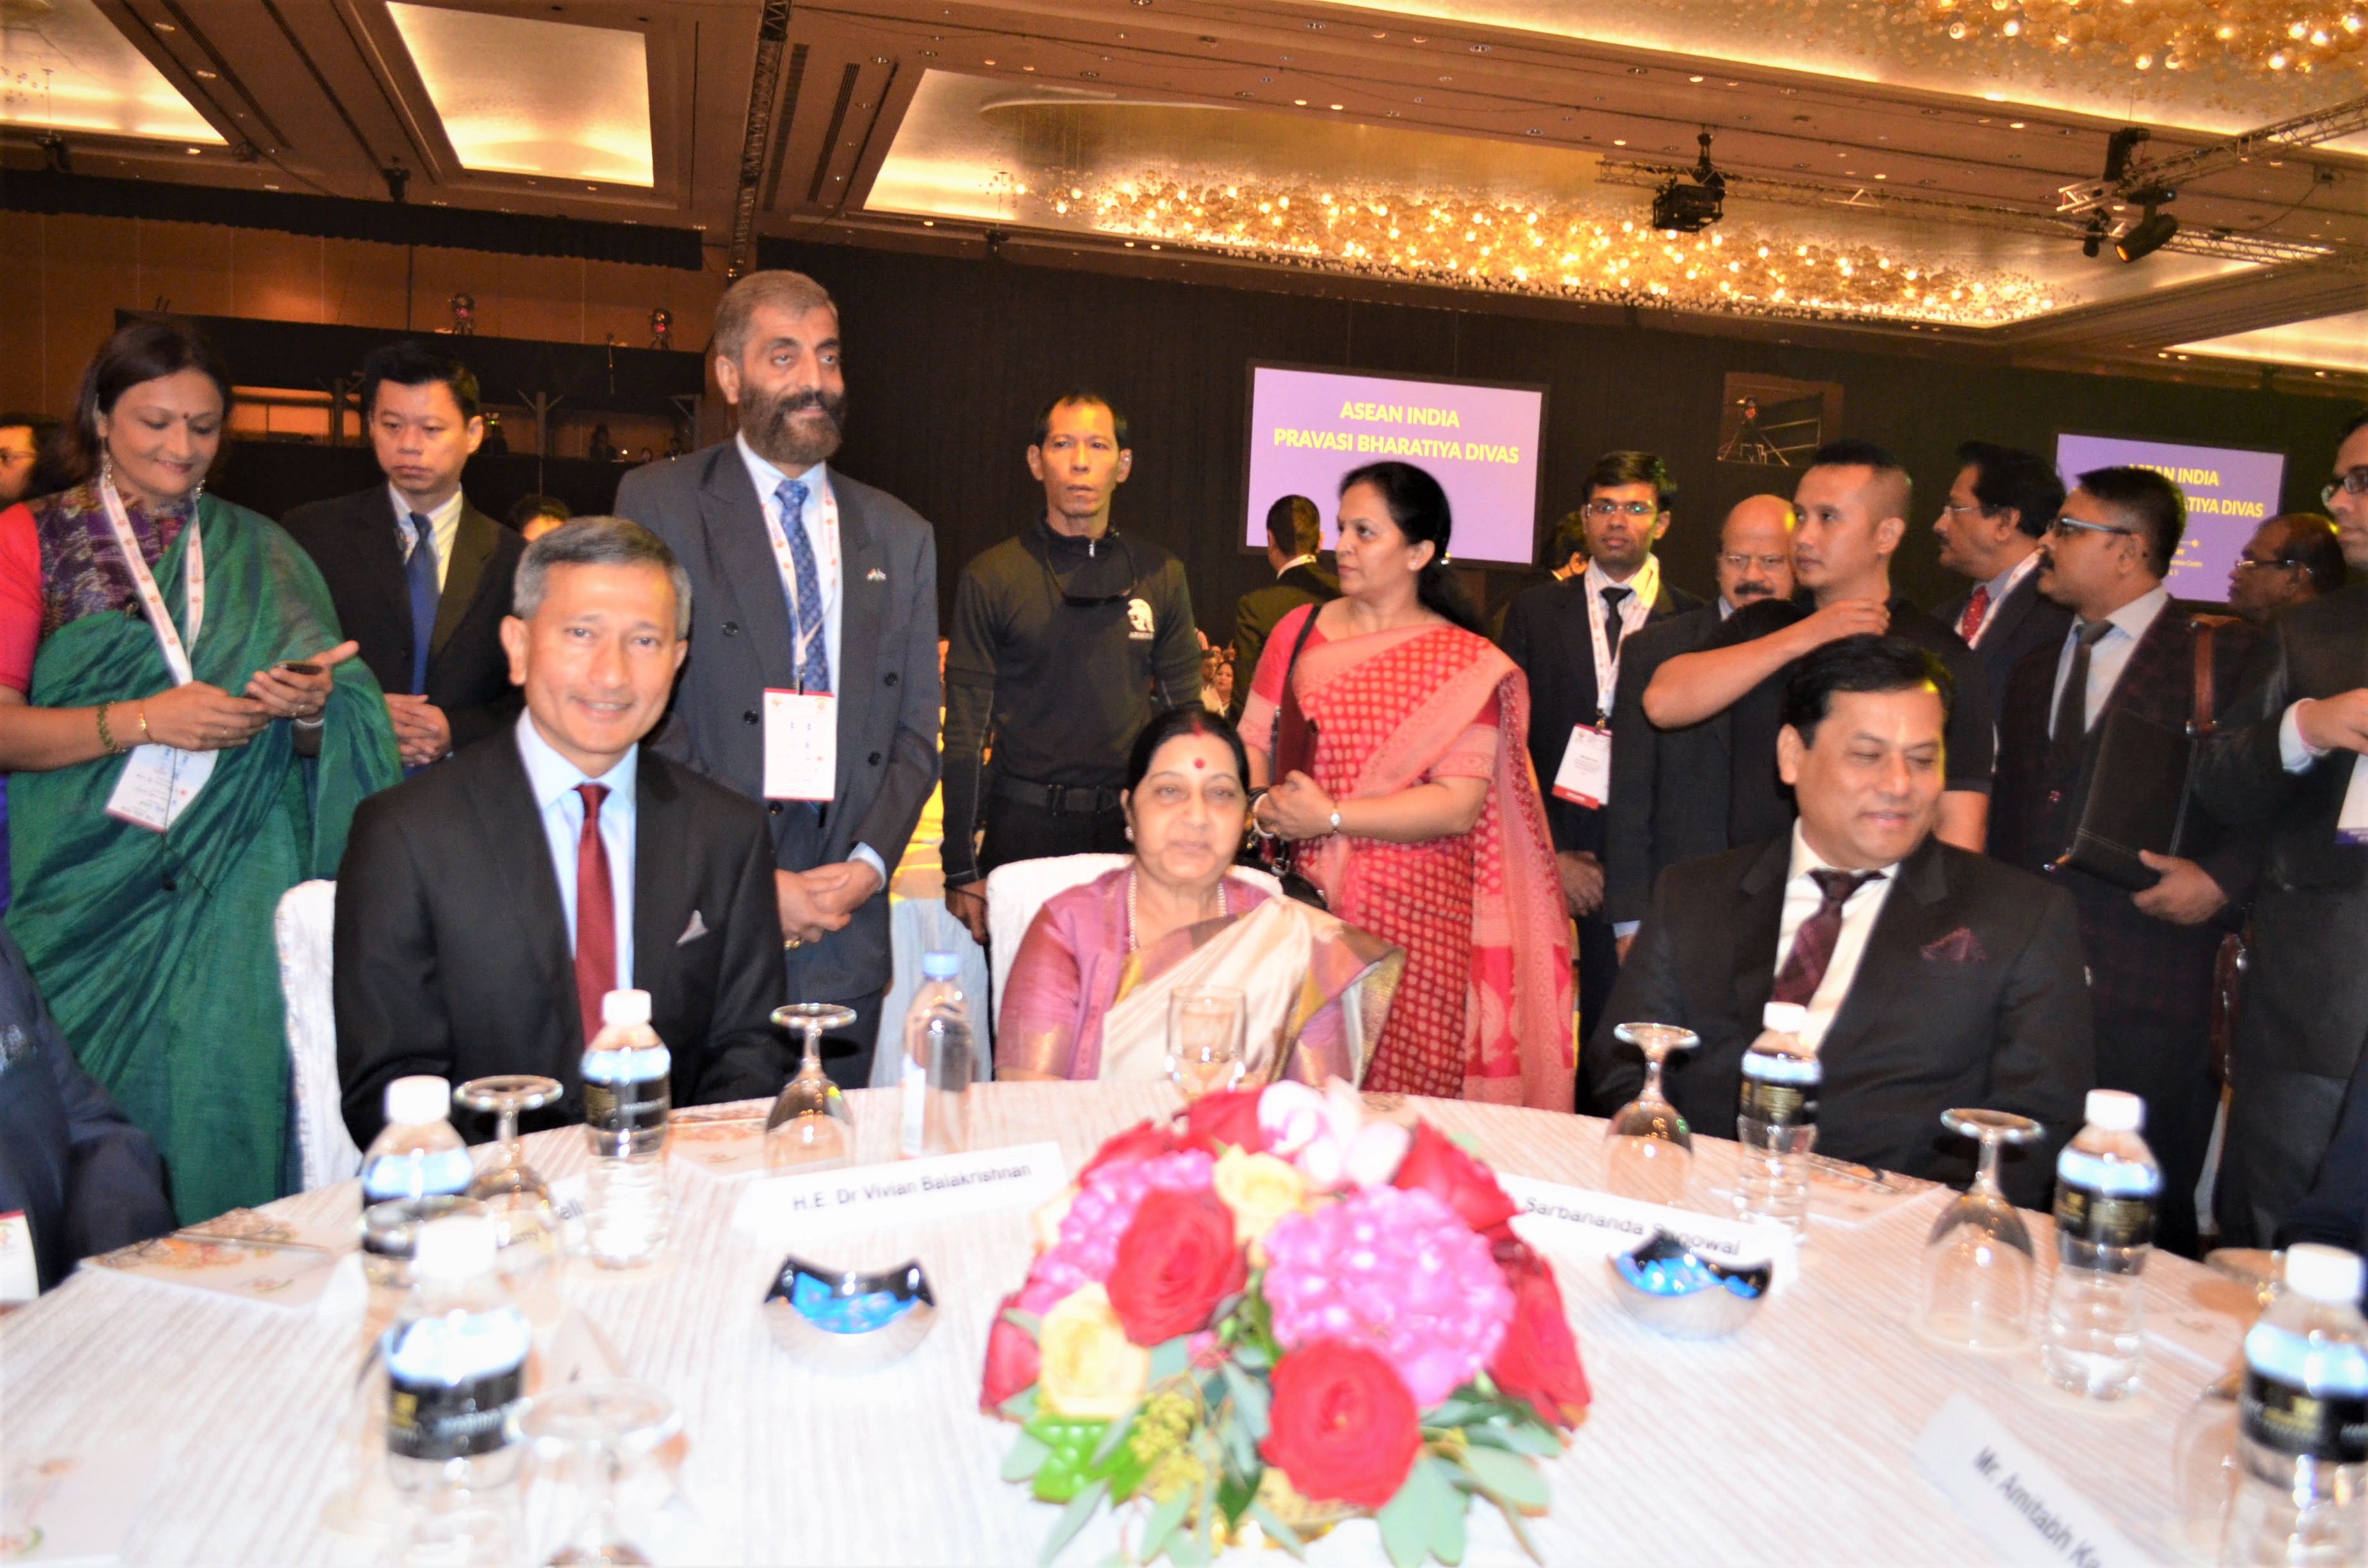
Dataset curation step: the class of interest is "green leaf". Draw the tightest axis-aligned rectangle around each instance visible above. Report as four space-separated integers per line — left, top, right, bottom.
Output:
999 1384 1040 1423
1229 1340 1270 1372
1001 1430 1051 1482
1422 1398 1490 1428
1004 1308 1044 1338
1499 1499 1543 1565
1140 1490 1192 1564
1379 1453 1469 1568
1089 1407 1139 1467
1215 1465 1259 1528
1458 1447 1549 1512
1167 1524 1210 1568
1218 1360 1270 1441
1246 1500 1307 1560
1148 1335 1193 1382
1220 1411 1260 1479
1377 1483 1430 1568
1037 1476 1108 1568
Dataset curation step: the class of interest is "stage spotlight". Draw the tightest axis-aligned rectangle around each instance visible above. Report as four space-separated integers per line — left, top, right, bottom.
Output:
2116 205 2178 263
1650 131 1727 234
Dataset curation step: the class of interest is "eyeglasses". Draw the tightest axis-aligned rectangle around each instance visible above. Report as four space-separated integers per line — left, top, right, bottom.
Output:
2232 557 2304 574
1938 502 1991 521
2046 515 2136 540
1716 552 1789 571
1584 499 1661 519
2322 468 2368 507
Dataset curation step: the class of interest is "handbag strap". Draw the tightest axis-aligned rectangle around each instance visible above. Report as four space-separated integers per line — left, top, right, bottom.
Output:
2189 612 2239 737
1270 603 1325 780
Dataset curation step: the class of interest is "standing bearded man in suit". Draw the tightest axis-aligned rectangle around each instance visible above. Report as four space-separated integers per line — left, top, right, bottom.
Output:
282 343 525 771
616 270 939 1088
1931 441 2074 702
1502 450 1702 1049
1227 494 1337 724
1597 636 2092 1204
1989 466 2255 1255
335 518 791 1147
2195 409 2368 1247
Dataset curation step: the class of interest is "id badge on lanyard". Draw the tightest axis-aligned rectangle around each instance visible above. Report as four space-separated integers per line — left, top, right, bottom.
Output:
761 482 839 802
96 478 217 833
1552 724 1612 810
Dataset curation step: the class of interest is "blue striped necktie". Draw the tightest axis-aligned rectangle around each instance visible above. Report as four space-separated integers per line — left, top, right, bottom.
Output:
773 478 831 693
402 510 439 694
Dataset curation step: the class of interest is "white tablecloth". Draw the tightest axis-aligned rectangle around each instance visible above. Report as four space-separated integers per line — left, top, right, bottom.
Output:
1 1084 2242 1565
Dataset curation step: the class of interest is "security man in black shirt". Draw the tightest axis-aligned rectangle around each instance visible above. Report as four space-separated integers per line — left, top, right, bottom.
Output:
942 391 1201 942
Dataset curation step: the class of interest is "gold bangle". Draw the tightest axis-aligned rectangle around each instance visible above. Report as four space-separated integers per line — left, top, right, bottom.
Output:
95 703 122 755
136 702 151 742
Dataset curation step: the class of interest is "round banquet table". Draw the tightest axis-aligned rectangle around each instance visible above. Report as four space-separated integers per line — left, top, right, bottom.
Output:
1 1082 2247 1565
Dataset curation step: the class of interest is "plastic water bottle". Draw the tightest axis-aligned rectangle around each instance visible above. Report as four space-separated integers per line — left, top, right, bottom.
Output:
582 988 671 1268
900 951 974 1159
382 1213 528 1567
361 1076 472 1211
2221 1244 2368 1565
2040 1088 2160 1400
1735 1002 1818 1236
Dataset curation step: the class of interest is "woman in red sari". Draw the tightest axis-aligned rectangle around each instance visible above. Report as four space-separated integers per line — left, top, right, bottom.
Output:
1243 461 1572 1107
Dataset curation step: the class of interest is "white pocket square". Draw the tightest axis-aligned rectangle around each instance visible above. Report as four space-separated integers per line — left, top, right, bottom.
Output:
677 910 710 945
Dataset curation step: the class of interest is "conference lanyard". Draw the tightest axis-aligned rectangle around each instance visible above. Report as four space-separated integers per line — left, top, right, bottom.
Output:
1584 555 1657 719
99 475 204 685
762 479 839 692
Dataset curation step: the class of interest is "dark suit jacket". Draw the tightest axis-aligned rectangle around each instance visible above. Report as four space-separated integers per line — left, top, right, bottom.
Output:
334 731 791 1148
615 448 941 1002
2196 582 2368 1082
1605 604 1730 926
1989 600 2256 1026
280 487 525 750
1939 566 2074 706
1501 572 1702 856
0 927 173 1290
1593 835 2094 1207
2282 1041 2368 1261
1228 560 1338 726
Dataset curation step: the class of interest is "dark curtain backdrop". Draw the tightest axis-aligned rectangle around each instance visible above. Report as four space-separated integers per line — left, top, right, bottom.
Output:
762 238 2353 637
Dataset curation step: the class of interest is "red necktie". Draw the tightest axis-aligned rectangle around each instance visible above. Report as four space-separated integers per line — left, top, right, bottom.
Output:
574 783 616 1047
1772 868 1884 1006
1955 584 1991 645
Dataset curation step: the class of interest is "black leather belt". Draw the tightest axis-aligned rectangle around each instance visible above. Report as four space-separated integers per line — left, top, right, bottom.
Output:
994 777 1124 816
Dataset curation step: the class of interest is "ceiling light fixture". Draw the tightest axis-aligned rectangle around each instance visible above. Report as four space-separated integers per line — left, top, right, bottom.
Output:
1650 131 1727 233
2115 203 2180 261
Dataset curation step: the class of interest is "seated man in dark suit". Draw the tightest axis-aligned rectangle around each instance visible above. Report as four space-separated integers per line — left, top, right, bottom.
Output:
2281 1038 2368 1276
1595 635 2093 1207
0 925 174 1300
282 343 526 770
1228 494 1338 725
336 517 790 1147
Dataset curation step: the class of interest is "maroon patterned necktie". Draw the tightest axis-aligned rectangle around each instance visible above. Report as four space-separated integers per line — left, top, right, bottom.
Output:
1772 868 1884 1006
574 783 616 1046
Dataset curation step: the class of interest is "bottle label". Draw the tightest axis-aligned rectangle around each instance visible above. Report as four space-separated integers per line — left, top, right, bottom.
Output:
361 1148 473 1204
2241 1369 2368 1464
583 1074 671 1136
1737 1068 1818 1129
2053 1180 2155 1250
387 1364 526 1461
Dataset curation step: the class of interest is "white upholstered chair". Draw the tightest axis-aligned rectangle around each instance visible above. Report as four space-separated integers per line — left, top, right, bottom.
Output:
275 878 360 1190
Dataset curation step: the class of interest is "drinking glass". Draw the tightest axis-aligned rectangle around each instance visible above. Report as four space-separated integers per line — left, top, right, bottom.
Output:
1917 1108 2043 1352
1166 986 1247 1102
527 1380 680 1567
766 1004 857 1172
2175 1250 2284 1551
1602 1022 1700 1206
456 1075 564 1273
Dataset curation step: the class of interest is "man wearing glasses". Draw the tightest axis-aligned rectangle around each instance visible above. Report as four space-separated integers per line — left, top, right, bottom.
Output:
1932 441 2073 701
0 416 46 509
2226 513 2344 628
1989 466 2257 1257
2197 410 2368 1248
1502 451 1702 1045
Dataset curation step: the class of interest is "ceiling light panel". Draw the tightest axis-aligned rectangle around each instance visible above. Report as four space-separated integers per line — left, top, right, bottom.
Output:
0 0 222 143
388 3 653 186
2176 307 2368 373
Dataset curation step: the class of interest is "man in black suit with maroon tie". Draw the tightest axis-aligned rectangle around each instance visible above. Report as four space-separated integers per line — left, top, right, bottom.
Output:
1989 465 2254 1256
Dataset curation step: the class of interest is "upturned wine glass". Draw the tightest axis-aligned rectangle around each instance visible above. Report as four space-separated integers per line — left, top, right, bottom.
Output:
456 1075 564 1270
1602 1022 1700 1206
527 1379 680 1566
1918 1107 2043 1352
766 1003 857 1171
2174 1250 2284 1551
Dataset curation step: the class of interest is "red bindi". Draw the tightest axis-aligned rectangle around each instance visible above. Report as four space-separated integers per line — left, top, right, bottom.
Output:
1192 757 1205 769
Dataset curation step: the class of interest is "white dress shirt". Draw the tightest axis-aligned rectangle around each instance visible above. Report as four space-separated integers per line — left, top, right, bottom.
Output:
1276 553 1319 578
1583 555 1659 717
2048 585 2169 735
516 711 636 992
1773 822 1899 1050
1963 550 2041 646
388 484 464 593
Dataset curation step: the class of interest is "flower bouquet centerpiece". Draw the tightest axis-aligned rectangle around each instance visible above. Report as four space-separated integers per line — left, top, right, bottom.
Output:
981 1081 1590 1567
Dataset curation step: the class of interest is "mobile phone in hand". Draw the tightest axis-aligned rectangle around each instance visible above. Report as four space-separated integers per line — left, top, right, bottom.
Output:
277 660 322 675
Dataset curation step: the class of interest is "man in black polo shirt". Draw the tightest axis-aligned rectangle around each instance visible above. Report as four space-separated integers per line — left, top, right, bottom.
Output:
1643 438 1994 853
941 391 1201 941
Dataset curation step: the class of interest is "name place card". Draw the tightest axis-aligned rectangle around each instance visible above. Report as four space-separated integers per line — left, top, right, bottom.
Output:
1494 1173 1800 1287
1912 1393 2152 1568
732 1142 1067 1241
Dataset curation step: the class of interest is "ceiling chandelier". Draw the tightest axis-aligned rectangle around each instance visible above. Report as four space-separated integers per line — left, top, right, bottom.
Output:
1871 0 2364 76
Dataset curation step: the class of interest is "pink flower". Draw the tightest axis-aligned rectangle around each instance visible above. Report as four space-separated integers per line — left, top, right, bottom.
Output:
1257 1080 1410 1193
1019 1150 1216 1314
1260 1185 1515 1408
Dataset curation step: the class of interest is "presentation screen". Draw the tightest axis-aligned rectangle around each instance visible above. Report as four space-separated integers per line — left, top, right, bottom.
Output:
2054 433 2287 605
1244 364 1547 566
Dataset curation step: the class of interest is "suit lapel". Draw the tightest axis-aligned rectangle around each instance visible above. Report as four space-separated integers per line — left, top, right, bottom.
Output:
1982 573 2039 653
631 751 687 1004
467 737 576 1034
1820 837 1949 1061
1729 838 1789 1031
700 448 798 690
430 503 501 657
832 479 881 809
1559 580 1602 719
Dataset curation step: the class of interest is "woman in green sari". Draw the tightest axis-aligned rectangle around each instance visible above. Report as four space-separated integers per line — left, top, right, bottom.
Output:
0 321 400 1222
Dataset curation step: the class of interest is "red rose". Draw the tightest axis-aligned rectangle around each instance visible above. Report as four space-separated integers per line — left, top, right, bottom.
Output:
1079 1119 1178 1181
1105 1187 1247 1345
979 1289 1040 1416
1260 1341 1422 1508
1486 1239 1590 1429
1393 1122 1520 1237
1177 1088 1268 1157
